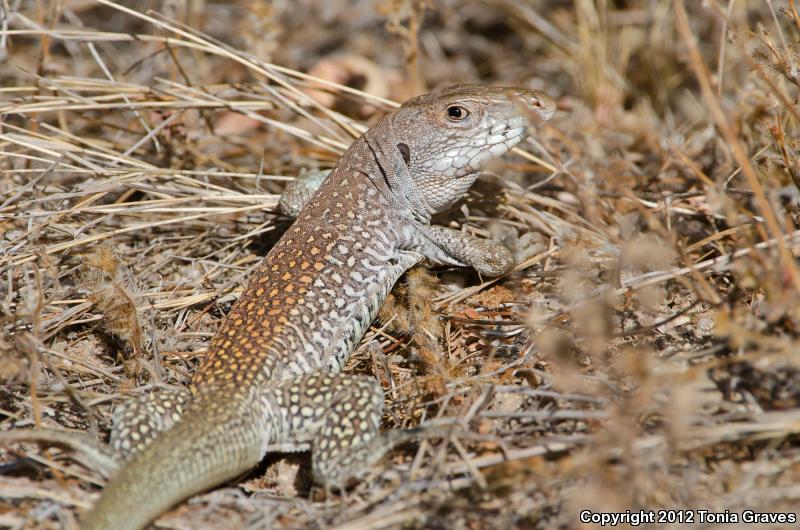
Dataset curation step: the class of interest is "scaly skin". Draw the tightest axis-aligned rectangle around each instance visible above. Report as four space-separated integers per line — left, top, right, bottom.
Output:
81 85 556 530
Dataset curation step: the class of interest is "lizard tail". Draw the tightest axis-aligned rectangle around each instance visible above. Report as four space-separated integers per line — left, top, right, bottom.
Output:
81 402 266 530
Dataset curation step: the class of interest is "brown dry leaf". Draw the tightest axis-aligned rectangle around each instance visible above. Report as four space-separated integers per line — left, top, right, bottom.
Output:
214 112 264 136
81 245 144 360
304 54 402 116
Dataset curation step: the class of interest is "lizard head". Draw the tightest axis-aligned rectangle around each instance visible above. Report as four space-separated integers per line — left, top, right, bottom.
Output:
387 84 556 217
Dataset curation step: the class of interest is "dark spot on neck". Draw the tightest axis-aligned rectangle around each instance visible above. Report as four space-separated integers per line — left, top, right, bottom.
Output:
397 143 411 166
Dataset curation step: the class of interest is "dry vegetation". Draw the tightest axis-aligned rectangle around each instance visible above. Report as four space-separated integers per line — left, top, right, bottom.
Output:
2 0 800 528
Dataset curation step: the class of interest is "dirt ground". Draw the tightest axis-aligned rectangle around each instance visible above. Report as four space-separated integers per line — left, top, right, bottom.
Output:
2 1 800 529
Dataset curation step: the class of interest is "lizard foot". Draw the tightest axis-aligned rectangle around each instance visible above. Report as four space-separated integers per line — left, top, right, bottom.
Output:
489 223 547 266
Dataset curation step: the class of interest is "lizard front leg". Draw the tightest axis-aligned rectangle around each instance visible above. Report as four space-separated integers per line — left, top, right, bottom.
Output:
413 224 517 277
412 225 546 277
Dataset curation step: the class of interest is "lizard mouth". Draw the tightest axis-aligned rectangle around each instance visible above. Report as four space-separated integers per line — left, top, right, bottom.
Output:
427 114 532 178
452 117 529 176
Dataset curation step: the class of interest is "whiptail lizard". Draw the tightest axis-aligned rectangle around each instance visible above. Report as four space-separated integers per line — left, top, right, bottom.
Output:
69 84 555 529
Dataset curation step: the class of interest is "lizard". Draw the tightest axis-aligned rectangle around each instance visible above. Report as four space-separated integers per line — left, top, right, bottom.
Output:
63 84 555 530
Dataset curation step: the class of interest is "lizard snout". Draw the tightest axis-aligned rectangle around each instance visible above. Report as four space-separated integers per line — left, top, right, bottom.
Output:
508 89 556 124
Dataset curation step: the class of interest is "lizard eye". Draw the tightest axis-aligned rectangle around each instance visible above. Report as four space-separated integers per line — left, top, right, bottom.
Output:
446 105 469 121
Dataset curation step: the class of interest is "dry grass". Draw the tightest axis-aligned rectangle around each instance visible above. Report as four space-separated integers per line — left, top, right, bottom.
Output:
2 1 800 529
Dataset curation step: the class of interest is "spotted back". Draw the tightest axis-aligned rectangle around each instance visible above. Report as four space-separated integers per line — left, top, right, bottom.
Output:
191 138 421 396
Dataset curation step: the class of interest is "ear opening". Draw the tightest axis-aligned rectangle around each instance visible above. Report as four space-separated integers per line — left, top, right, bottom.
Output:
397 142 411 166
